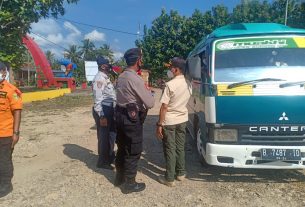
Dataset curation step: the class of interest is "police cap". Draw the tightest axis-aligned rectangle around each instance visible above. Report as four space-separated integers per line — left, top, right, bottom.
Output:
96 56 110 66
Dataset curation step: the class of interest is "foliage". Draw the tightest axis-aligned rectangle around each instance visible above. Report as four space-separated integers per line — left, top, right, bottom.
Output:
0 0 79 68
138 0 305 82
63 41 118 84
45 50 60 69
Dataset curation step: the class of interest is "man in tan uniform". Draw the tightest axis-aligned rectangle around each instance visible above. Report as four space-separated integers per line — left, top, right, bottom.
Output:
156 57 191 187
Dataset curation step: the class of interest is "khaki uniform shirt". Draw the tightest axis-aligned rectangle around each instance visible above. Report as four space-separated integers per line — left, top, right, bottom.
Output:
116 68 154 110
160 75 191 125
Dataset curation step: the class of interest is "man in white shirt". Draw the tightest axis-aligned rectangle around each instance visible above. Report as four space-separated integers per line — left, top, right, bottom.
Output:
92 56 116 170
156 57 191 187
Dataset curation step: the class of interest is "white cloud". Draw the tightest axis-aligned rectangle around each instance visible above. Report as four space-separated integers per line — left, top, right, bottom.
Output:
64 21 82 45
47 33 64 44
114 38 119 43
113 51 124 61
64 21 81 36
84 30 106 42
30 20 82 58
31 19 61 35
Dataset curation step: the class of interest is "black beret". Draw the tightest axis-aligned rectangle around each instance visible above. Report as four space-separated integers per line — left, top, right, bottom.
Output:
96 56 109 65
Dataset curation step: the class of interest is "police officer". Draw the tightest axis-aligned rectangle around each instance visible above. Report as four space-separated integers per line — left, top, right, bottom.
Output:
115 48 154 194
0 62 22 197
92 56 116 170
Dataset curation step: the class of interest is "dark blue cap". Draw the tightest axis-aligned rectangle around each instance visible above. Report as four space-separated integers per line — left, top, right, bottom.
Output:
96 56 109 65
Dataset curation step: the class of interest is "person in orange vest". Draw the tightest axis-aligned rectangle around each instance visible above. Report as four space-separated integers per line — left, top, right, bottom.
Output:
0 62 22 198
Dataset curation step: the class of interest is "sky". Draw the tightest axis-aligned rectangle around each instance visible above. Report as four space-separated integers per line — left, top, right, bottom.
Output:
30 0 241 60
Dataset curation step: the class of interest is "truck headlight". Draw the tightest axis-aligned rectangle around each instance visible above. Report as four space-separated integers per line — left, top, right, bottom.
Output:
214 129 238 142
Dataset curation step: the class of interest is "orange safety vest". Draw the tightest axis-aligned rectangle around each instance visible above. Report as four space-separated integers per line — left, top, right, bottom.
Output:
0 80 23 137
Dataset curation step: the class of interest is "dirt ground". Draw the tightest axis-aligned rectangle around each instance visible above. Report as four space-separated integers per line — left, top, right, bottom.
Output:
1 88 305 207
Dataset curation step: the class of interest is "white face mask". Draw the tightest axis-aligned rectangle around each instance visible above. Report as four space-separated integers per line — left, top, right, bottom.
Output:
167 70 174 79
0 72 6 82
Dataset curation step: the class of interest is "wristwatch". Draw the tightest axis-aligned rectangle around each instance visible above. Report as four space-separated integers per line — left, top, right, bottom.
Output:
13 131 20 136
156 122 163 127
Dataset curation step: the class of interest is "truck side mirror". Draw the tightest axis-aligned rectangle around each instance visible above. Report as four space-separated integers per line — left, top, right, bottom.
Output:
187 56 201 80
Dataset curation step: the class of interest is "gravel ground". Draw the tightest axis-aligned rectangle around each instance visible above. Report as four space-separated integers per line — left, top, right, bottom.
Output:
1 88 305 207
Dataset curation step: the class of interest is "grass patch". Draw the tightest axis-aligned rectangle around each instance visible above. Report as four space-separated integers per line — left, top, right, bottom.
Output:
24 94 93 113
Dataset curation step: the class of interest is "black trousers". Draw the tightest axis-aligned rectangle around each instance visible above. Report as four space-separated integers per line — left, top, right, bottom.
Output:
0 138 13 186
93 105 116 165
115 107 143 180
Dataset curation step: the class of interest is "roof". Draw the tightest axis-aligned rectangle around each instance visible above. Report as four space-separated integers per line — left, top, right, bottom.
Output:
210 23 305 38
189 23 305 57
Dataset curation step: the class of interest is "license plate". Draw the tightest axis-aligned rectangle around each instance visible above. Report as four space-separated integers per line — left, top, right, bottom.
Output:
261 148 301 161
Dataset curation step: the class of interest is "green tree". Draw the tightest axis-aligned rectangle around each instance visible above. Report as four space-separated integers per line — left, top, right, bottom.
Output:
232 0 271 23
45 50 60 69
0 0 79 68
137 9 188 80
114 57 127 68
95 44 114 63
138 0 305 83
64 45 81 63
80 39 96 61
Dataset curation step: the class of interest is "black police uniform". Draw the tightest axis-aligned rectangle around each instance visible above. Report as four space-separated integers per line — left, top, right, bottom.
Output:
114 48 154 193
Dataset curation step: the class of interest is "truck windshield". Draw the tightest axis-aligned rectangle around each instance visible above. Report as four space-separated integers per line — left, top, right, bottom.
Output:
213 37 305 83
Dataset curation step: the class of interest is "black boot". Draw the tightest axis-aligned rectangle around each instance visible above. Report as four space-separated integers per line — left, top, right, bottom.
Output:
114 172 125 187
121 178 146 194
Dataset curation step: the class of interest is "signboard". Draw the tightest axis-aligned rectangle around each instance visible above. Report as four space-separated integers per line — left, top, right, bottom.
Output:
215 37 305 51
85 61 98 82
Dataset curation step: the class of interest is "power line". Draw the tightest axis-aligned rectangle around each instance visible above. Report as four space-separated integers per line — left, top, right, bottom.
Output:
31 32 68 51
56 17 143 37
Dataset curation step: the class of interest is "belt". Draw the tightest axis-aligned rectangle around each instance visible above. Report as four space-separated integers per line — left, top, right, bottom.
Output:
102 102 114 107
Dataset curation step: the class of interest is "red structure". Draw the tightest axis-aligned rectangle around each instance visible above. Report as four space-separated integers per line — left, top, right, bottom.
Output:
22 35 76 90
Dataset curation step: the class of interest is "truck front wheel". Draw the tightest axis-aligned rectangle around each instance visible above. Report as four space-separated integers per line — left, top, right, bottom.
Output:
196 128 209 167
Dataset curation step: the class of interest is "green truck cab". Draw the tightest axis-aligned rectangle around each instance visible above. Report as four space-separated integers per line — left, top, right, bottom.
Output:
186 23 305 168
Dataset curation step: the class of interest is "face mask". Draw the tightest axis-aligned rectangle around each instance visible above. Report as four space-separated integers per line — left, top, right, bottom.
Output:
0 72 6 82
167 70 174 79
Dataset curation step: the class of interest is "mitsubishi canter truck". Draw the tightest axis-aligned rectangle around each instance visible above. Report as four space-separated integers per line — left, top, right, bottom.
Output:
186 23 305 169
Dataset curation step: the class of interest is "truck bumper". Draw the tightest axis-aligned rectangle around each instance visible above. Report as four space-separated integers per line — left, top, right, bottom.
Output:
205 143 305 169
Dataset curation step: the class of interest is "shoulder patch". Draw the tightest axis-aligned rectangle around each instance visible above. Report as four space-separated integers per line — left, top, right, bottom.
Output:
13 93 20 100
0 91 7 98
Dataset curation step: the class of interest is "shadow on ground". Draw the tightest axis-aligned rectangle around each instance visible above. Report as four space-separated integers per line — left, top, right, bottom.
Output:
63 144 115 185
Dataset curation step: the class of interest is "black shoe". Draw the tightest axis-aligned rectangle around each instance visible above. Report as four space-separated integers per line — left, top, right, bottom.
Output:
121 182 146 194
0 183 13 198
96 163 115 170
114 173 125 187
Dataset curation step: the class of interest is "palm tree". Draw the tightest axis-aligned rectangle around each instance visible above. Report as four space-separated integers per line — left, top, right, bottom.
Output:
64 45 81 63
96 44 114 63
80 39 96 61
45 50 55 65
45 50 60 69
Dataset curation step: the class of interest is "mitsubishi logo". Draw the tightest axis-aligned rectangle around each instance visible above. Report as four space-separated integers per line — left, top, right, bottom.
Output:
279 112 289 121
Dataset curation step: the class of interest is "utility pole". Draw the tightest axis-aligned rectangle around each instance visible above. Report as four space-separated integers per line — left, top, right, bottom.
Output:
285 0 289 25
137 23 141 41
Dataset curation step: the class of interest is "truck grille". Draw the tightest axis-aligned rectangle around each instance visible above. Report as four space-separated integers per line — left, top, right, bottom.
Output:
240 134 305 146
